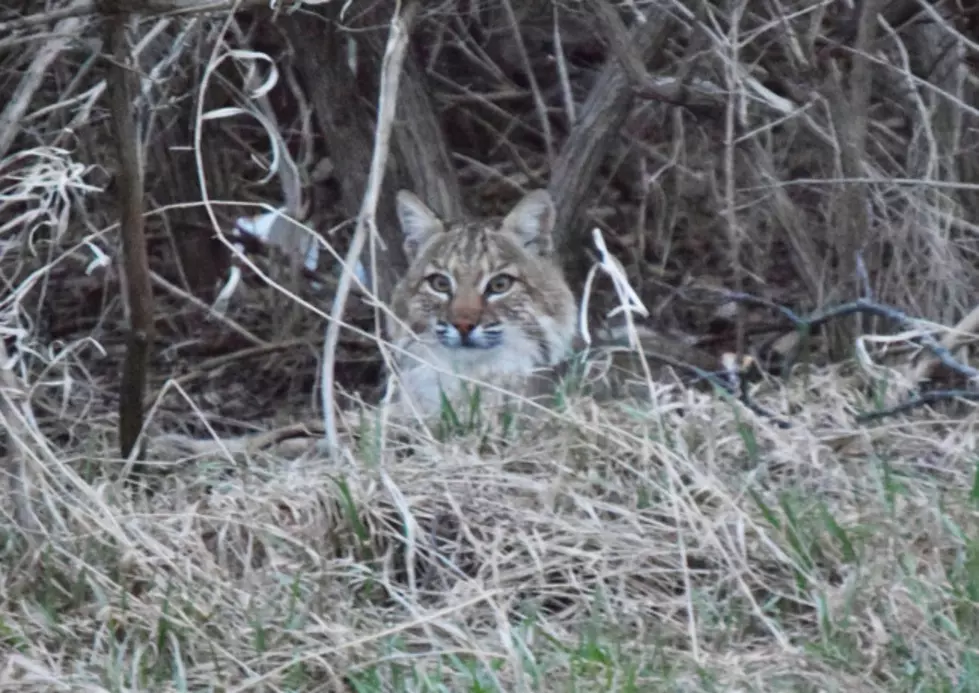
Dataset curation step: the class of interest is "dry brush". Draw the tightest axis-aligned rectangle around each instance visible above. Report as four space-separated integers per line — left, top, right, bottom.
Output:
1 0 979 690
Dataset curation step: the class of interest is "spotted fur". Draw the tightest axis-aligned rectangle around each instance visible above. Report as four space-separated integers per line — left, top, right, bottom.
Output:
385 189 578 418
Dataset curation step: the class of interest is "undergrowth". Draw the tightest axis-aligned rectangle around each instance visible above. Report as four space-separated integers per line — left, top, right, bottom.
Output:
3 369 979 692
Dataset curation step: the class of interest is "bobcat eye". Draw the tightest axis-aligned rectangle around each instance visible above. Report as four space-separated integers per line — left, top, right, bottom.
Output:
426 273 453 294
485 273 515 295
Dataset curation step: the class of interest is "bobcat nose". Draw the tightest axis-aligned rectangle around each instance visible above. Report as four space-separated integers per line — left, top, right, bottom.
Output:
453 320 475 338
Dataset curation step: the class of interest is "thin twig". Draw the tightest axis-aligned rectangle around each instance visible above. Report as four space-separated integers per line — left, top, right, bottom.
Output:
0 340 42 537
144 339 307 407
718 293 979 384
320 0 419 453
0 0 265 35
0 3 86 158
552 3 576 128
710 290 979 422
855 390 979 422
149 271 266 347
499 0 555 165
908 303 979 384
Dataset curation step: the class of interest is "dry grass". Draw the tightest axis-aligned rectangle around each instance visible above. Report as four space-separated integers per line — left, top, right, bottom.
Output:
3 367 979 691
4 0 979 691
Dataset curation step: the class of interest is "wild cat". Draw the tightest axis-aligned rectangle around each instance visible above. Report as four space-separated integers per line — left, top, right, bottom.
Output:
384 188 579 419
150 191 714 458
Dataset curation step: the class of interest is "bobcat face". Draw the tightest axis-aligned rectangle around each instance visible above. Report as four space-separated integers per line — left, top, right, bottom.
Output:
387 189 578 383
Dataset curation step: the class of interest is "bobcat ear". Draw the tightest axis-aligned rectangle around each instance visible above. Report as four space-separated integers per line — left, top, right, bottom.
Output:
396 190 445 261
500 189 555 256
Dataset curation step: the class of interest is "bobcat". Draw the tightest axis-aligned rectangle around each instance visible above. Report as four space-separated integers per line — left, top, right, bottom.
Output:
384 189 578 419
150 191 720 460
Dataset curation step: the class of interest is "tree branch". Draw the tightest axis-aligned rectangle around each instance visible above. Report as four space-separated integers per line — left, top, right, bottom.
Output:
99 1 154 460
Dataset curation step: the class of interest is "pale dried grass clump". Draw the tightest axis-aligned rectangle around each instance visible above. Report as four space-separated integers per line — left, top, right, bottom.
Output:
2 366 978 691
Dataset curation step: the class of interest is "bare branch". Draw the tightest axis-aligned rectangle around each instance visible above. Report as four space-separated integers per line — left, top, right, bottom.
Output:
99 1 154 460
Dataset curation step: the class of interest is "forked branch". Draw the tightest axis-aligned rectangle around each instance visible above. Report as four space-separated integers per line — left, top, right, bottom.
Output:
548 3 673 271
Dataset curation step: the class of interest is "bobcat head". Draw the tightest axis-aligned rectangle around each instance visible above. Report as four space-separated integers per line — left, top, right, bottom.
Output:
385 189 578 415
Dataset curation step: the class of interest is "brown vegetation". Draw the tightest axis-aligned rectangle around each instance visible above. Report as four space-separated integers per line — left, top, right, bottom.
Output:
2 0 979 690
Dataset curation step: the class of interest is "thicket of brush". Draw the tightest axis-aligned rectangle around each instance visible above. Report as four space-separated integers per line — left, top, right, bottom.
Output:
2 0 979 690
